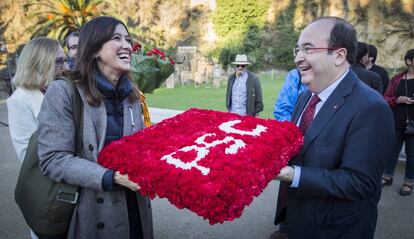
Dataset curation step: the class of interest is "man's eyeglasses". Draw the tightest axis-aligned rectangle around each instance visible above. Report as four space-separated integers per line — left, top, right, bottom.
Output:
68 45 77 50
55 58 69 65
293 46 340 57
236 65 246 68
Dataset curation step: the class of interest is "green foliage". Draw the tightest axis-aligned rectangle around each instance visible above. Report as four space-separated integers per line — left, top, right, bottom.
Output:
25 0 107 40
265 2 300 70
212 0 271 70
212 0 300 71
218 25 263 71
213 0 271 38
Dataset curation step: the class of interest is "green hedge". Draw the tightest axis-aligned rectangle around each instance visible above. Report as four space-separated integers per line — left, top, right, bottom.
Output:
212 0 300 71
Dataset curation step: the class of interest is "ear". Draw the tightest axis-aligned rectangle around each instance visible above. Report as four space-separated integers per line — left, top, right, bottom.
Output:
334 48 347 66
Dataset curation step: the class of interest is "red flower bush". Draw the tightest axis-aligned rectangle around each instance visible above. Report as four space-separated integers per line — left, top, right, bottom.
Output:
98 109 303 224
130 43 175 93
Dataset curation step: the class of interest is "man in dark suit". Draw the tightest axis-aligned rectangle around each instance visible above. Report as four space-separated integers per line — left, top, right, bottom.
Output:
351 42 383 94
366 44 390 93
274 17 395 239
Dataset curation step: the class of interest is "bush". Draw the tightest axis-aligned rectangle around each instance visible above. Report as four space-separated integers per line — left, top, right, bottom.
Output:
213 0 271 38
212 0 271 70
265 2 300 70
212 0 300 71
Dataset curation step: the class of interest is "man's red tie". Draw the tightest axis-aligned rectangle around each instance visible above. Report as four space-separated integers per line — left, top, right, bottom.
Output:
277 95 321 221
298 95 321 133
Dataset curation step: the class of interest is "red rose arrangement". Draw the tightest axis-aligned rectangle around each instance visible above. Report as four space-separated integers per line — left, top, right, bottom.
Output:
130 43 174 93
98 109 303 224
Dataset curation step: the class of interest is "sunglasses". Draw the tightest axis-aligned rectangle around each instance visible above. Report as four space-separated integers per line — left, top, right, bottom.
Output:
236 65 246 68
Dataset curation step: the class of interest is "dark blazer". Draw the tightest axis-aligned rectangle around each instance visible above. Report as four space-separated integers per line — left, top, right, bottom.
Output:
283 70 394 239
351 63 383 94
370 64 390 93
226 71 263 116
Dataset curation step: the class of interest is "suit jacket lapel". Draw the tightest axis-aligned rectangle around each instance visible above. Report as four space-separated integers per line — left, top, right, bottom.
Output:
291 91 311 124
77 86 107 151
294 71 356 162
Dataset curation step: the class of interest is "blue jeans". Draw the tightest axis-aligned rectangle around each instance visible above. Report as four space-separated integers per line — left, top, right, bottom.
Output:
384 128 414 182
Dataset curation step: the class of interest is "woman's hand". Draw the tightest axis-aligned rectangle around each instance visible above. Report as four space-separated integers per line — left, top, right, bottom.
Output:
114 171 141 191
397 96 414 104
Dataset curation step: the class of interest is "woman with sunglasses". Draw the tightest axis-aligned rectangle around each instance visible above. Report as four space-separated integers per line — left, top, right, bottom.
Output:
7 37 69 239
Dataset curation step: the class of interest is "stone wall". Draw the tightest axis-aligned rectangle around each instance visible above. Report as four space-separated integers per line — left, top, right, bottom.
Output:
168 46 227 88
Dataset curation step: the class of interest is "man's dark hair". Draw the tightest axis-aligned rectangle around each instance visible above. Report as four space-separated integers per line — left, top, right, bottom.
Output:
368 44 378 63
404 49 414 65
314 17 357 64
356 42 368 62
65 31 79 49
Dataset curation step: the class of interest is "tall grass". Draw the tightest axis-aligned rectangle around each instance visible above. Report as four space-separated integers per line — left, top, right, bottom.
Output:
145 71 286 119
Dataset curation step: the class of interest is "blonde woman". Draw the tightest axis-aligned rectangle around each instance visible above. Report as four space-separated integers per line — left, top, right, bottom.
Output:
7 37 68 162
7 37 68 239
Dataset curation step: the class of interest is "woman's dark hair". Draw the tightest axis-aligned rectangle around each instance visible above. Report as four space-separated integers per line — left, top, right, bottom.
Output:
71 16 138 106
404 49 414 65
314 16 357 64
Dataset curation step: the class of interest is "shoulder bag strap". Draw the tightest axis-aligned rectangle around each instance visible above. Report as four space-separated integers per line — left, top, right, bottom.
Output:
404 73 411 122
56 77 83 155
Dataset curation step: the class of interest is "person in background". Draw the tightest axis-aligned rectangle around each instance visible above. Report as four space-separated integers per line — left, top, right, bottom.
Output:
351 41 383 94
65 31 79 69
273 16 394 239
7 37 68 239
383 48 414 196
226 54 263 116
274 68 307 121
37 16 153 239
366 44 390 93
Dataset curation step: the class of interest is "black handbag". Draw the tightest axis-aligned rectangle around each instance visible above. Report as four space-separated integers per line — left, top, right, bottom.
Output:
402 73 414 135
405 120 414 135
14 77 83 238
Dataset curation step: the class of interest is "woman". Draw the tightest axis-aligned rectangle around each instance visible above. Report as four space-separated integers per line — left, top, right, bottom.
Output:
7 37 68 238
37 16 153 239
383 48 414 196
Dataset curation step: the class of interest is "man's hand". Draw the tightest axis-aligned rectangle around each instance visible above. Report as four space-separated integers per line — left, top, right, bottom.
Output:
275 166 295 182
114 171 141 191
397 96 414 104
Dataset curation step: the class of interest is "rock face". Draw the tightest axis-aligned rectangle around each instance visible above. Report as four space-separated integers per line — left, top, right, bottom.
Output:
287 0 414 68
0 0 413 72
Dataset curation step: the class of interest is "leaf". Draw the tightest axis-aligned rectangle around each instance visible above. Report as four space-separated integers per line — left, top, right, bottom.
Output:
130 54 174 94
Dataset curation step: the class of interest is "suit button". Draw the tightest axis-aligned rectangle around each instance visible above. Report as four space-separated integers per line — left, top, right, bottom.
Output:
97 223 104 229
88 144 94 151
97 197 104 204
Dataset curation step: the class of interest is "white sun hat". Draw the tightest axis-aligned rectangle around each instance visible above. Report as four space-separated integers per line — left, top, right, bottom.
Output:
231 54 251 65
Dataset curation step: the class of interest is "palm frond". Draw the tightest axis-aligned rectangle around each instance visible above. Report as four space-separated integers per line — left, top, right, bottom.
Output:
27 0 107 40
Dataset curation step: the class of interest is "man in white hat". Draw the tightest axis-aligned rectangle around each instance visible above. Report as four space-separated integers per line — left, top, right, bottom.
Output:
225 54 263 116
